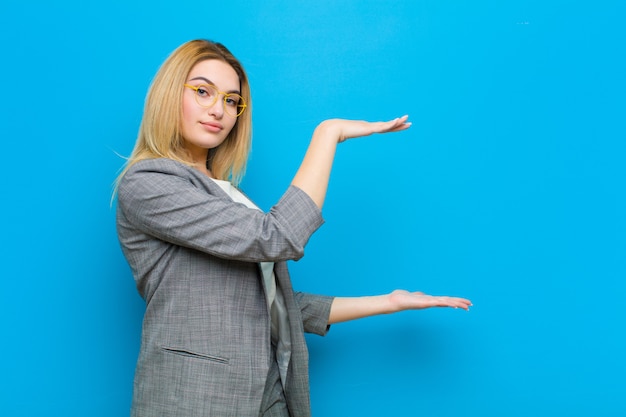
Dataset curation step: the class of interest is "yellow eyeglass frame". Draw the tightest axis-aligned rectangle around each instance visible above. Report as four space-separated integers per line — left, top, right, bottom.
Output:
184 83 247 117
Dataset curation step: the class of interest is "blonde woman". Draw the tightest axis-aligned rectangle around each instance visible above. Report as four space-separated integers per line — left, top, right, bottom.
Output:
116 39 471 417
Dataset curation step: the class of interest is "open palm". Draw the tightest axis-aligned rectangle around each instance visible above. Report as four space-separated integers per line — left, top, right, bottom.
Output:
388 289 472 311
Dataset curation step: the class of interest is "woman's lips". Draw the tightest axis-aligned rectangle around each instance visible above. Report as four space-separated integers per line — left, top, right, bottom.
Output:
200 122 223 133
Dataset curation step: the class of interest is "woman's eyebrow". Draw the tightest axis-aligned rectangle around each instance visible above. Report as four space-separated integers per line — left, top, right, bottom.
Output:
189 76 213 84
188 76 240 94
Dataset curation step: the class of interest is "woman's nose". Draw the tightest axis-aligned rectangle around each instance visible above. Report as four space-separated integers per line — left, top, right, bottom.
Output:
208 96 224 118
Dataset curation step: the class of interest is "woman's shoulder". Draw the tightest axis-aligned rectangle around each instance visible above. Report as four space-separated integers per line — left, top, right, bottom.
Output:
129 157 188 171
125 158 195 178
118 158 199 195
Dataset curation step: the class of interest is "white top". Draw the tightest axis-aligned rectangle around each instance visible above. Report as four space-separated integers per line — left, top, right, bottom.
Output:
209 178 291 388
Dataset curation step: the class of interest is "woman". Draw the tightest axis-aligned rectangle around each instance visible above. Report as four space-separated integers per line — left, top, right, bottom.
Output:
116 39 471 417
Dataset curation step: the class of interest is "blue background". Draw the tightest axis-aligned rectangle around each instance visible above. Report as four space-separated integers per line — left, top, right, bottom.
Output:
1 1 625 415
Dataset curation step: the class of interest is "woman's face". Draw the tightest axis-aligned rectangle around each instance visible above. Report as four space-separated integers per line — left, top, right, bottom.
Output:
181 59 241 161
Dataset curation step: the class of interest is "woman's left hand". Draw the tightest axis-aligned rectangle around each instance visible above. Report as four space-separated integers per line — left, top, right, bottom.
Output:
388 289 473 311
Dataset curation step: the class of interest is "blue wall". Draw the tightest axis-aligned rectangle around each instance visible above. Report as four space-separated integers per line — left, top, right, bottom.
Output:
2 1 625 415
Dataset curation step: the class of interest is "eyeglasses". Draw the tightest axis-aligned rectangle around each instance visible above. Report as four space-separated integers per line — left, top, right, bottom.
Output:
184 83 247 117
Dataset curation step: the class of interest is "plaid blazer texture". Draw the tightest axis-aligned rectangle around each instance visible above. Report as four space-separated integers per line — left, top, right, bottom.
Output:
117 158 333 416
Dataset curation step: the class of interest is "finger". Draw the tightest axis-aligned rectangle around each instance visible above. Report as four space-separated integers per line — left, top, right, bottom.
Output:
382 116 411 133
386 123 411 133
374 116 409 132
391 122 412 132
437 297 471 310
449 298 472 311
437 296 472 305
386 115 408 128
394 115 410 125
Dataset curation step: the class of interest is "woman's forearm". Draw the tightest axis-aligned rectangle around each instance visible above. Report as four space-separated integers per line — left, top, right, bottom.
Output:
290 121 339 208
328 294 395 324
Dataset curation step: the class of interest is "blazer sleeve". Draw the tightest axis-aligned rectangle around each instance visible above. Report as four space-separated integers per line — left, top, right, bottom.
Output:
293 291 334 336
117 159 324 263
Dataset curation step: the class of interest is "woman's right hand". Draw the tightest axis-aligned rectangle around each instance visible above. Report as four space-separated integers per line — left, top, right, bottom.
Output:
317 115 411 143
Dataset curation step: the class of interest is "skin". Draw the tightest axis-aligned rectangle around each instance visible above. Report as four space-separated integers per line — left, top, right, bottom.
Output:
181 62 472 323
181 59 241 176
328 290 472 324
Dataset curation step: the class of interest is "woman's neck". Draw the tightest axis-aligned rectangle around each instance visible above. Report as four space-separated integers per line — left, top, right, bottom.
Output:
183 146 213 178
197 165 214 178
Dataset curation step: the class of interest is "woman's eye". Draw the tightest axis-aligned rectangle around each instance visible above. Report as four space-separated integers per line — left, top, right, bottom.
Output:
197 88 208 96
225 96 239 107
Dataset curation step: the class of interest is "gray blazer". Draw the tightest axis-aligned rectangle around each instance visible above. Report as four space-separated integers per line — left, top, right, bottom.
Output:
117 158 334 417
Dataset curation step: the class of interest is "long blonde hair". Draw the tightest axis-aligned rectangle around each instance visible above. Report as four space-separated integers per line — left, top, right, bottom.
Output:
115 40 252 193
